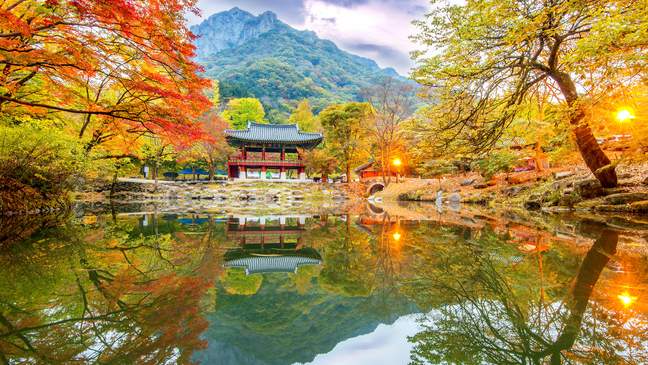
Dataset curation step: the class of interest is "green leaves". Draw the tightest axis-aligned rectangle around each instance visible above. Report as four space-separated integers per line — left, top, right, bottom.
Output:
0 119 89 196
222 98 266 129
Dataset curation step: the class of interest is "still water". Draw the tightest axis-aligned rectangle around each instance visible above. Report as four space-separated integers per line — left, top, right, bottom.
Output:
0 203 647 364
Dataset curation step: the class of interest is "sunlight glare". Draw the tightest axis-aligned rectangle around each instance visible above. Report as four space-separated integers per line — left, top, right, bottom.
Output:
616 108 635 123
618 292 637 307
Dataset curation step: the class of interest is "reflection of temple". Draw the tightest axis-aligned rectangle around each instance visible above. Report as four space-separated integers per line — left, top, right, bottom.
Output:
224 215 322 275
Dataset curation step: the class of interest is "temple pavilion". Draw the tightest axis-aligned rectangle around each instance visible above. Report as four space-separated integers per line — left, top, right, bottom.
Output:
225 122 323 180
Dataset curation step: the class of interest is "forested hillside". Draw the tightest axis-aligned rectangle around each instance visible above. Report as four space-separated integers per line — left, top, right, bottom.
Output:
191 7 403 121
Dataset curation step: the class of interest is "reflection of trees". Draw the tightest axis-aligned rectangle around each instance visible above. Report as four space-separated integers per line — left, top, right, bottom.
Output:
0 214 224 363
408 225 648 365
318 215 377 297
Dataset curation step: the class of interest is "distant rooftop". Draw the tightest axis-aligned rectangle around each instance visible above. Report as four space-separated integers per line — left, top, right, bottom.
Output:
225 122 323 148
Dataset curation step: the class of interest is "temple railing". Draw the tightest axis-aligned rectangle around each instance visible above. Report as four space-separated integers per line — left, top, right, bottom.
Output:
228 158 304 167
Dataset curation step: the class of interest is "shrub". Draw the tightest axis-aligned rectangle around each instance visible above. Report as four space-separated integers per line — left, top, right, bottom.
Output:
0 120 89 196
473 150 518 180
416 160 458 179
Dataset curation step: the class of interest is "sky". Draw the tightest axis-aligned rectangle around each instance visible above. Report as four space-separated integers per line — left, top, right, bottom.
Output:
189 0 431 75
300 314 421 365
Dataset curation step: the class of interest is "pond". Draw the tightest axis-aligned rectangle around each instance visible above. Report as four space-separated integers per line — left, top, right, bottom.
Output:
0 203 646 364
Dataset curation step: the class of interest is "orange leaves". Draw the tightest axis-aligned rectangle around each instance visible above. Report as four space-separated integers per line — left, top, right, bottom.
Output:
1 0 210 149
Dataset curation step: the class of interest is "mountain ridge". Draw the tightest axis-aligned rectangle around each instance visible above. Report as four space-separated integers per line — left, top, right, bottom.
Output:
191 8 406 121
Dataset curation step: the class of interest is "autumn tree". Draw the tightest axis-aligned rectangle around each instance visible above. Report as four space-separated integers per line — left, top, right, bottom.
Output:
182 111 233 181
319 102 372 181
289 99 320 132
0 0 211 153
139 136 176 183
300 147 337 182
412 0 647 188
222 98 266 129
362 78 415 185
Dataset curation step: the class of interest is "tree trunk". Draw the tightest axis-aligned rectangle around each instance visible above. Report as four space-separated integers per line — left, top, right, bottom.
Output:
153 160 159 187
109 170 118 200
346 164 351 183
572 123 617 187
547 227 618 362
550 71 617 188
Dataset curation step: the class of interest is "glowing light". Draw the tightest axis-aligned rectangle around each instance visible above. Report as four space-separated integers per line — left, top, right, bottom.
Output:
616 108 635 122
392 232 402 241
618 292 637 307
392 158 402 167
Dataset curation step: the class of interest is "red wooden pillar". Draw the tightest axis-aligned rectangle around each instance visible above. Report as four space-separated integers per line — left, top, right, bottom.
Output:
240 146 247 179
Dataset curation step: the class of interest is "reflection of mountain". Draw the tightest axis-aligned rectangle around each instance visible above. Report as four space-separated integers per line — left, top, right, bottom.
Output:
194 275 416 365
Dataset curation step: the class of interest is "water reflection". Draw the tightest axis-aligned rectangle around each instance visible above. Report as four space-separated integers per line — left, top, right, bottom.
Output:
223 215 322 275
0 205 646 364
408 222 647 365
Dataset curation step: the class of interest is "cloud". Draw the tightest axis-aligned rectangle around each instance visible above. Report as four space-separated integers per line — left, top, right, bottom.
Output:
191 0 306 24
299 0 429 74
348 43 412 71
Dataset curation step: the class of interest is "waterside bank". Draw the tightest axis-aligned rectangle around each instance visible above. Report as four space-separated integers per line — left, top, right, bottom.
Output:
378 162 648 215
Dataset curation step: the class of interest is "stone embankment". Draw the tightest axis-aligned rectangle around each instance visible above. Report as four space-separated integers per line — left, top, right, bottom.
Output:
74 179 355 215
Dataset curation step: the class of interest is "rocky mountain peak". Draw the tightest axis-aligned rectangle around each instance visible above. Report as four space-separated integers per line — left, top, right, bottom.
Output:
191 8 284 59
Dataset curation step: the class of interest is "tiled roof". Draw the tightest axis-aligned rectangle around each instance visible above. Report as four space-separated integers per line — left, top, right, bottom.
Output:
354 159 376 173
225 122 323 147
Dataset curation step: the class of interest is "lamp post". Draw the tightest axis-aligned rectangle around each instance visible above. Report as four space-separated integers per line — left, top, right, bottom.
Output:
392 157 402 183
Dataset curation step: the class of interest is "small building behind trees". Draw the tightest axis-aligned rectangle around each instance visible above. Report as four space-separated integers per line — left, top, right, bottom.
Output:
354 159 398 180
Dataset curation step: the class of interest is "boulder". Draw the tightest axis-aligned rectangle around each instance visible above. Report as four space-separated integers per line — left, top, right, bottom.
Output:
524 199 542 210
502 185 528 197
474 183 489 189
603 187 631 196
553 171 574 180
574 179 604 199
630 201 648 213
603 192 648 205
460 178 477 186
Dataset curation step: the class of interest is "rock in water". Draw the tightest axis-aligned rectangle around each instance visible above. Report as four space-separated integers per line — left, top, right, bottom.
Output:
604 192 648 205
447 193 461 203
